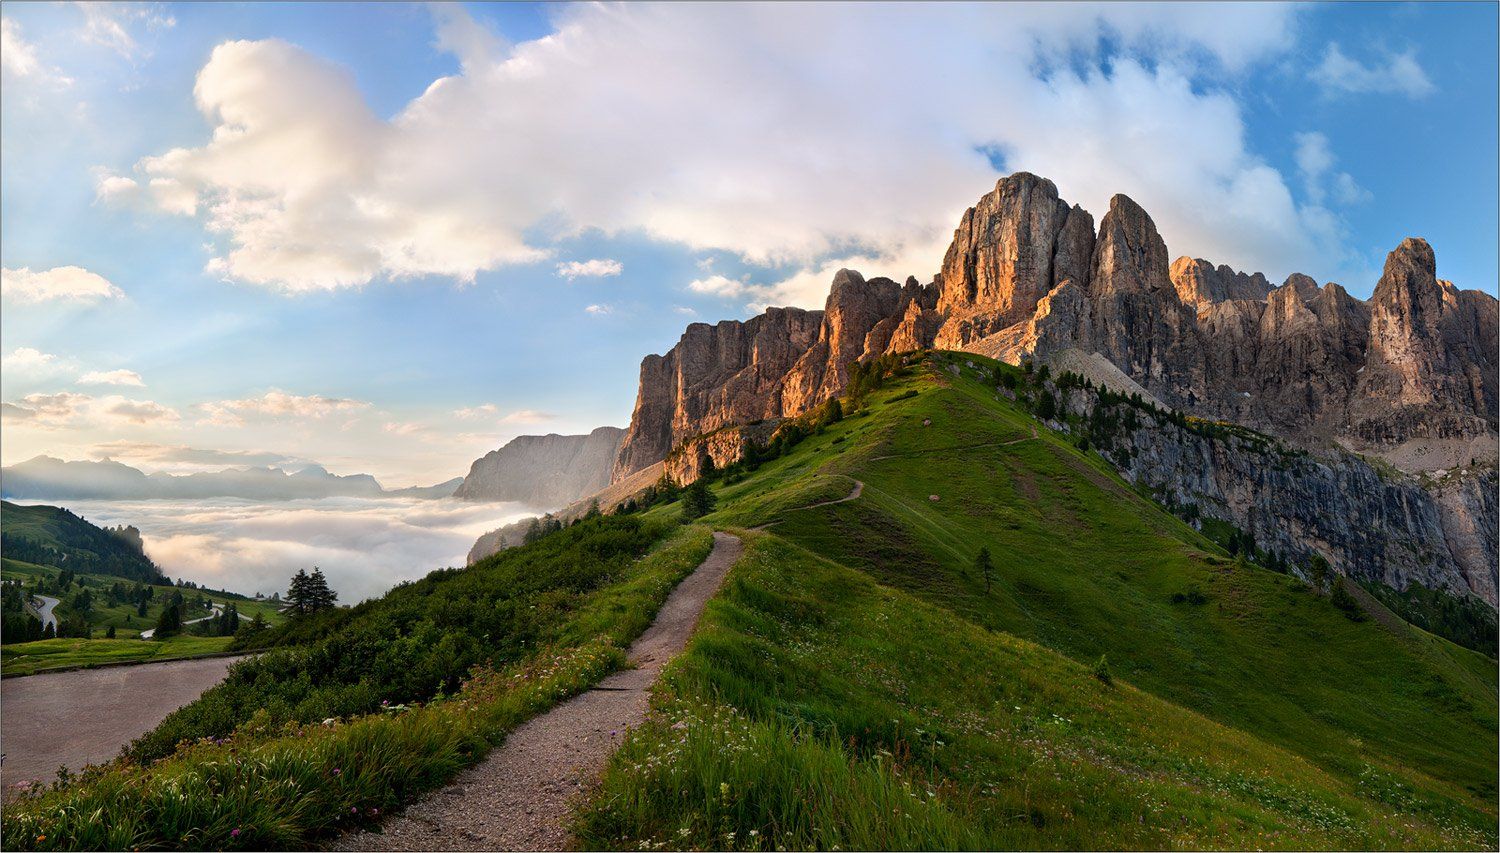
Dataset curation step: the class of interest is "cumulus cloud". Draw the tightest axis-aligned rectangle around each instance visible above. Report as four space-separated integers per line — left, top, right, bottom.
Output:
1 266 124 303
198 390 371 426
1 390 180 428
584 303 612 315
115 4 1332 294
1311 43 1435 98
3 347 59 374
556 258 623 280
79 368 146 387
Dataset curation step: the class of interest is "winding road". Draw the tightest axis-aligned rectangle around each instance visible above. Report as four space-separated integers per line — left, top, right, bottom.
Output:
140 602 224 640
23 594 59 632
336 531 745 852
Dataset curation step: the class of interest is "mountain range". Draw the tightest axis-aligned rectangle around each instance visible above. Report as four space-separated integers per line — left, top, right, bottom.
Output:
464 172 1497 609
0 456 461 502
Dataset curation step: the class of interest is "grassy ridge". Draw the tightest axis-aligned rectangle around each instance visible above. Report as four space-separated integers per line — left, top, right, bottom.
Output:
576 533 1491 850
582 352 1496 849
3 521 715 850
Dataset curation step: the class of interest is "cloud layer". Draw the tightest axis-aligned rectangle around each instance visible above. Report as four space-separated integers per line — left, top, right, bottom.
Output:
12 496 536 602
102 3 1367 298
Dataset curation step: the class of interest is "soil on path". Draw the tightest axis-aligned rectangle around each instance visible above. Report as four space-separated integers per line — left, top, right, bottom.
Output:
1 655 245 798
335 531 745 852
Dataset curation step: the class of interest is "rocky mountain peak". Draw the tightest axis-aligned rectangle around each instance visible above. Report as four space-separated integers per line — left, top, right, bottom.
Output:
1170 257 1274 313
1090 194 1172 297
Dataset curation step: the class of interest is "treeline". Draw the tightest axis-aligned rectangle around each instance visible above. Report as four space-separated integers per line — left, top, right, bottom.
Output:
0 524 165 584
130 514 669 763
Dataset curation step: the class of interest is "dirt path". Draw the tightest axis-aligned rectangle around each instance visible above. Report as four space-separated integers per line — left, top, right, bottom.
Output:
801 478 864 509
335 531 745 852
1 655 245 797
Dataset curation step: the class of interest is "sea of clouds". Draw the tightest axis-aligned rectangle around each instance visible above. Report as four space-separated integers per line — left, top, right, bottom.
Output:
14 496 537 603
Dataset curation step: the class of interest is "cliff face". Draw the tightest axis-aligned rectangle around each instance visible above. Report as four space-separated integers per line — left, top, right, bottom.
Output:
597 170 1495 603
454 426 624 509
612 173 1497 486
611 271 936 481
1054 386 1499 607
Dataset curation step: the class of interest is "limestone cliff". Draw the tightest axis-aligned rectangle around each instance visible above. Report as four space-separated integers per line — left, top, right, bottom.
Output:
454 427 624 509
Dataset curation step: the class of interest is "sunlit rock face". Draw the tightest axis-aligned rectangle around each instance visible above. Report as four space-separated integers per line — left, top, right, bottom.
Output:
600 171 1496 603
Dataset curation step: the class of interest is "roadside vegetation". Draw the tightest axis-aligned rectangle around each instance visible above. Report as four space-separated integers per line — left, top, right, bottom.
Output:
2 519 715 851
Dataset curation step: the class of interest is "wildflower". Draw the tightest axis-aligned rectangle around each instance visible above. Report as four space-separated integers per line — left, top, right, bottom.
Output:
37 835 46 843
231 829 241 838
332 768 342 776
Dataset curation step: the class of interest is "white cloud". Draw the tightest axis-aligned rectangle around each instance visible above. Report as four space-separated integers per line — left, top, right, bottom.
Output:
1 18 40 77
584 303 612 315
501 409 551 424
79 368 146 387
120 4 1314 293
1 266 124 303
1311 43 1435 99
1293 130 1369 210
556 258 623 280
687 274 749 298
453 403 499 420
198 390 371 427
77 2 175 62
1 391 179 428
1332 172 1372 206
47 496 534 602
672 305 697 316
3 347 59 374
1 17 72 86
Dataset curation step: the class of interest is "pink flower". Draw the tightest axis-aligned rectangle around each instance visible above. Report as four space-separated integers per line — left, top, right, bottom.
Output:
332 768 341 776
231 829 241 838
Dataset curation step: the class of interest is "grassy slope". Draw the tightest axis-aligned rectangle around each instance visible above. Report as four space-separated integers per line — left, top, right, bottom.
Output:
3 524 717 851
580 353 1496 849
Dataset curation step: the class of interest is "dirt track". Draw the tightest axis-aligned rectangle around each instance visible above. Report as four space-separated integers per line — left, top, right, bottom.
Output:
335 531 744 852
1 655 244 796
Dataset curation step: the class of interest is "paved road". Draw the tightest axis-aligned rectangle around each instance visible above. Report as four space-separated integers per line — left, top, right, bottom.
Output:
337 531 745 852
140 602 223 640
1 655 244 797
23 594 59 632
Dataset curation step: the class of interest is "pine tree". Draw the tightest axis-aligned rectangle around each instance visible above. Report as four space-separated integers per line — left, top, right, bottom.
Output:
286 569 311 614
305 569 337 612
975 547 994 593
681 479 716 520
155 602 182 639
106 625 116 639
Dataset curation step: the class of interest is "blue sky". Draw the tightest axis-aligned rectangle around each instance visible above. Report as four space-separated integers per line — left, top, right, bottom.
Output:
2 1 1495 486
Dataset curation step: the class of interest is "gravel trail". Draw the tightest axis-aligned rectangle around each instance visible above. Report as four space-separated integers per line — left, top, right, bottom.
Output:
335 531 744 852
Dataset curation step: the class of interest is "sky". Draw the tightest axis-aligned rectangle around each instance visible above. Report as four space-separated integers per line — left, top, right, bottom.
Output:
3 1 1497 487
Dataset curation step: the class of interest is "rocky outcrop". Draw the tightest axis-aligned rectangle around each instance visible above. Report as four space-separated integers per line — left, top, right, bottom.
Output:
922 175 1497 470
662 422 780 486
455 427 624 509
1170 257 1273 313
612 272 936 482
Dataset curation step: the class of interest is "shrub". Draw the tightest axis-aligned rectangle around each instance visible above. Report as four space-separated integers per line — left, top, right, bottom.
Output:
1092 654 1113 685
